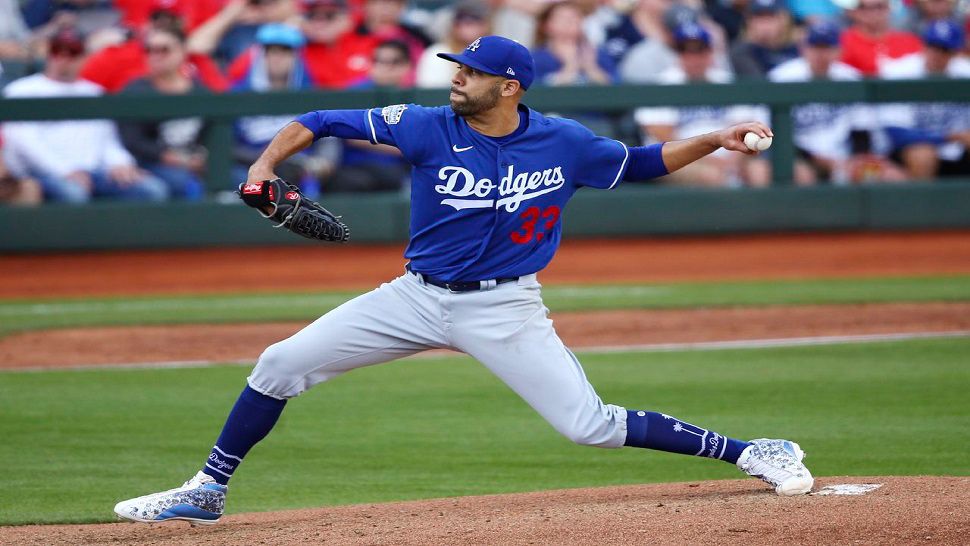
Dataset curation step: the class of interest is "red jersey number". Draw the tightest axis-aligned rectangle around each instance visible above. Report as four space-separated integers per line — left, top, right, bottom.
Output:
510 206 560 244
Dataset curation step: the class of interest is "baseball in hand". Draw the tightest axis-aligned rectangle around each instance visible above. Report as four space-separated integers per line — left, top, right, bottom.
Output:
743 132 772 152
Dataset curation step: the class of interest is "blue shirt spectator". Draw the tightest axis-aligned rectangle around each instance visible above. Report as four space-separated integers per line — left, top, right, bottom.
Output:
531 1 617 86
231 23 330 197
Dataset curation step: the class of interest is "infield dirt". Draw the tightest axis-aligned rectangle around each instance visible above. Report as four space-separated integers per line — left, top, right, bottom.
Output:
2 477 966 545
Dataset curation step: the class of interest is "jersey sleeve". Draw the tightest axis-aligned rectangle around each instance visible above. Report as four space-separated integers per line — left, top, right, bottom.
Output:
297 103 436 164
364 104 440 163
572 125 630 190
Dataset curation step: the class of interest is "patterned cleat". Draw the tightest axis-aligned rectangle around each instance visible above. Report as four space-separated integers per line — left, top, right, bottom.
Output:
114 471 227 525
737 438 814 496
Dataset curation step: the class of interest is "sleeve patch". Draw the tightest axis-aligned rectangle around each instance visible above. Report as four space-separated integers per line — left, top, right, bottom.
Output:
381 104 408 125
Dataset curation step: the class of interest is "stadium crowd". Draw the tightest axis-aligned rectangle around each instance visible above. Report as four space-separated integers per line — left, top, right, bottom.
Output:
0 0 968 205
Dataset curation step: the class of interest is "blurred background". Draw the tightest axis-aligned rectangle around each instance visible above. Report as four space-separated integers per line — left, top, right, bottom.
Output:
1 0 968 250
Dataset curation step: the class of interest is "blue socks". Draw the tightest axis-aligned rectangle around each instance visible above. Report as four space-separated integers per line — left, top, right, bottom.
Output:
202 385 287 485
624 410 749 464
199 391 747 485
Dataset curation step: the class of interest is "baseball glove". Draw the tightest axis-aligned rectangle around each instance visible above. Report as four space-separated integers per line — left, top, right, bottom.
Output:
238 178 350 243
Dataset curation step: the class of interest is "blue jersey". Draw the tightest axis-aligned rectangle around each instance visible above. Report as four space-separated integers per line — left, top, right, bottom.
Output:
297 104 630 281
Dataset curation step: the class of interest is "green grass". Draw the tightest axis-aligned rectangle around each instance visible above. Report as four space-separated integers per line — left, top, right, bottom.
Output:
1 275 967 336
1 338 967 526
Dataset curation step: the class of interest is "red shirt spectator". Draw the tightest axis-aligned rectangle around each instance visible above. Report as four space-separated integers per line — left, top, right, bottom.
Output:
115 0 225 32
81 10 229 92
227 28 376 89
840 0 921 75
82 38 229 92
296 0 378 88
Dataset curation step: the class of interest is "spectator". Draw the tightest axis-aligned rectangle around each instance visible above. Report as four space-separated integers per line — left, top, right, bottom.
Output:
903 0 962 33
532 1 617 86
635 22 771 187
118 25 208 200
231 23 333 196
186 0 298 67
298 0 378 88
579 0 621 47
603 0 673 65
879 19 970 179
327 39 412 192
115 0 224 34
355 0 430 70
2 29 167 203
415 0 491 88
0 0 33 84
620 4 732 83
0 138 43 206
769 20 906 184
840 0 922 75
22 0 120 36
351 38 411 87
491 0 552 49
730 0 799 78
81 8 228 92
784 0 843 25
704 0 749 42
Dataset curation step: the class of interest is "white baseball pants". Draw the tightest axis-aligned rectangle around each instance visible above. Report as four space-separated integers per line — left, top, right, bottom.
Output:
248 271 628 448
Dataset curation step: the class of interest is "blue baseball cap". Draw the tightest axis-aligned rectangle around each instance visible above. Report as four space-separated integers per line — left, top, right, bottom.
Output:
749 0 784 15
256 23 305 48
437 35 535 90
673 22 712 48
922 19 965 51
806 20 841 46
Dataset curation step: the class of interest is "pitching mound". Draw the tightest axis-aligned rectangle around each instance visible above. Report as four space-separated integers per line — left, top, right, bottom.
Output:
2 477 966 545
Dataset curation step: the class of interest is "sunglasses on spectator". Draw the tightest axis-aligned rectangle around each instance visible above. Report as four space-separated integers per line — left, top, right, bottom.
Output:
145 43 175 55
50 44 84 57
857 2 888 10
373 56 408 66
675 42 711 54
308 9 342 21
454 14 485 24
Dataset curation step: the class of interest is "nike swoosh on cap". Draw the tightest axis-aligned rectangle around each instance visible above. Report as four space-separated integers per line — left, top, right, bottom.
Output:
452 145 474 152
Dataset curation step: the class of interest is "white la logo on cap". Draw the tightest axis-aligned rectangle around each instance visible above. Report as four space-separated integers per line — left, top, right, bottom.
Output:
468 38 481 51
507 67 515 75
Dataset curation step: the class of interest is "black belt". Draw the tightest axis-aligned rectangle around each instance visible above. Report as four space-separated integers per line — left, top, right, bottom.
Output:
407 264 519 293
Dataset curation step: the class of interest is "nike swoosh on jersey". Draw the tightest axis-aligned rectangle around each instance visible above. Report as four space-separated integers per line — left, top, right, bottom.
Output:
452 144 474 152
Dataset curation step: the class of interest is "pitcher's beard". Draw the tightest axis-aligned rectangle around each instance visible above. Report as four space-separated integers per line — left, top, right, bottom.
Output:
449 83 502 117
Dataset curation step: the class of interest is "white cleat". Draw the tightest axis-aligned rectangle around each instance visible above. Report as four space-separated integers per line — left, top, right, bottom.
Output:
113 471 227 525
737 438 814 496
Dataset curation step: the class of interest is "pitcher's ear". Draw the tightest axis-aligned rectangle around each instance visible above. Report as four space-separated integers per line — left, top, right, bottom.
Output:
502 79 521 96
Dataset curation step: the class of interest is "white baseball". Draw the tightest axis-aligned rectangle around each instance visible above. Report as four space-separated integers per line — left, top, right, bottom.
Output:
743 132 772 151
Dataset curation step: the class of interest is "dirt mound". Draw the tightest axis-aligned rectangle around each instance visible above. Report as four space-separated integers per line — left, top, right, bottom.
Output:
2 477 965 545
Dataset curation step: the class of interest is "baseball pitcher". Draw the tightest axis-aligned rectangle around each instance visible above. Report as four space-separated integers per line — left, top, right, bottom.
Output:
114 35 813 526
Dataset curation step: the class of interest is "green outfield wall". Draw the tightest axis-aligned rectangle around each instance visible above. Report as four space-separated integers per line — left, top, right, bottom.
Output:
1 81 968 251
2 183 968 251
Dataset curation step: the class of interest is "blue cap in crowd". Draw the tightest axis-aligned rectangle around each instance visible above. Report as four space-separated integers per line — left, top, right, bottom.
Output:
806 20 841 47
749 0 784 15
437 35 536 90
922 19 965 51
673 22 712 49
256 23 305 48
